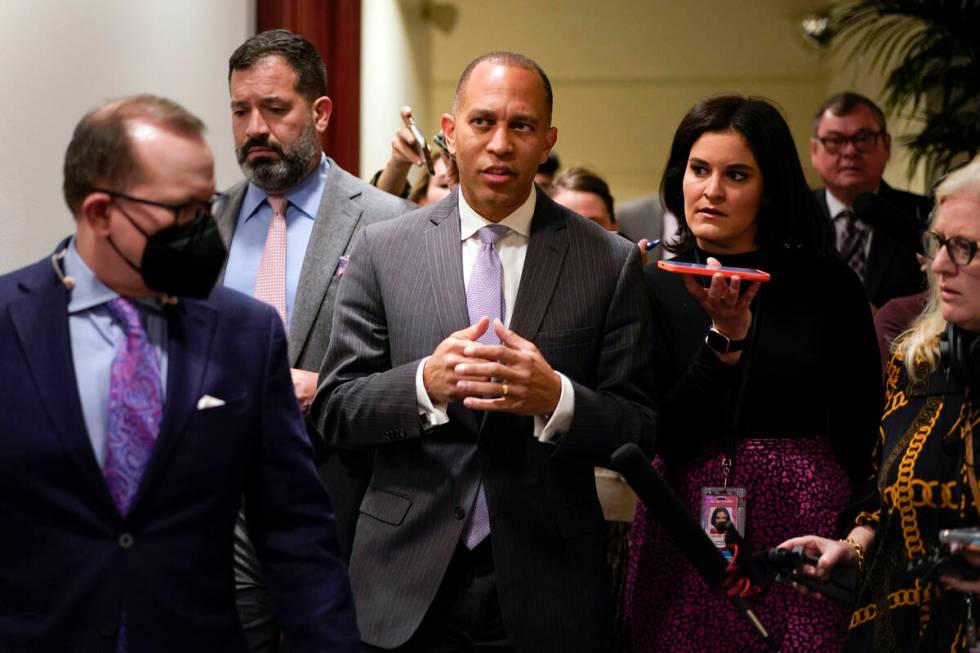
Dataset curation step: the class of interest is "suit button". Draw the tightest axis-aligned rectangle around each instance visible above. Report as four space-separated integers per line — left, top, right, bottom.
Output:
100 618 117 638
118 533 134 549
454 506 465 520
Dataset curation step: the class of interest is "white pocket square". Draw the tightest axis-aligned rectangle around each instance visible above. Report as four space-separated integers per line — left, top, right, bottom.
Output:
196 394 226 410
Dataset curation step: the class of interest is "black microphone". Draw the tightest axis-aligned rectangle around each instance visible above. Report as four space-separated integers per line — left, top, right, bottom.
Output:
852 192 927 254
611 443 769 640
758 546 857 606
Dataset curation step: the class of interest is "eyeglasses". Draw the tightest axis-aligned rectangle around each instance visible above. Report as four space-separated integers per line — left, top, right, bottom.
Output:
91 188 224 225
815 130 883 154
922 230 978 267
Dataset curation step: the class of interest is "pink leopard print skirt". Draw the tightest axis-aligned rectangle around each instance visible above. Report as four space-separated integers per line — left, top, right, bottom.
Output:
626 438 851 653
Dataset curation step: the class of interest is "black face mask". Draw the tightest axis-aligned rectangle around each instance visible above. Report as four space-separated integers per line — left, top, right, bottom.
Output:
108 203 227 299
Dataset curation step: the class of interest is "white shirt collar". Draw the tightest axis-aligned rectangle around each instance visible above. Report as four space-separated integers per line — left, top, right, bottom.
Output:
826 190 849 221
827 185 881 221
458 187 536 241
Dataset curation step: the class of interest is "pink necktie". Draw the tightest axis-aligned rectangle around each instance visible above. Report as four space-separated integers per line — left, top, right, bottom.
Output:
254 195 288 324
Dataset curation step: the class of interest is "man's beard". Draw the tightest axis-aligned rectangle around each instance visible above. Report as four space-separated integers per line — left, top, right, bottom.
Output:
237 119 321 193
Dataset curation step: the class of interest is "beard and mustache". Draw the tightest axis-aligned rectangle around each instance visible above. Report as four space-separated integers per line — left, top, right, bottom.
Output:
236 117 322 193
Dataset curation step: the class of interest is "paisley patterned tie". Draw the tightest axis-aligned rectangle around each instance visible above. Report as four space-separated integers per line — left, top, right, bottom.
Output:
103 297 163 516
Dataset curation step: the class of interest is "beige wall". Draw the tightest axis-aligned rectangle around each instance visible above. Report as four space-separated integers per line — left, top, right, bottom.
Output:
0 0 254 273
399 0 924 205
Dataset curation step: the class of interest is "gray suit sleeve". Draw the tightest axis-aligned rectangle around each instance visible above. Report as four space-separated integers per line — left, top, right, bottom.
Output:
552 244 658 461
311 227 424 449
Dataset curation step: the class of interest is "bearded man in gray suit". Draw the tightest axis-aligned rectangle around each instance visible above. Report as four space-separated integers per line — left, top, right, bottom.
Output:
213 29 413 652
312 51 656 652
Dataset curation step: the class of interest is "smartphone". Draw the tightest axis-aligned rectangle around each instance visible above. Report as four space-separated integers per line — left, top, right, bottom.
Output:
402 112 435 176
940 528 980 551
657 260 771 283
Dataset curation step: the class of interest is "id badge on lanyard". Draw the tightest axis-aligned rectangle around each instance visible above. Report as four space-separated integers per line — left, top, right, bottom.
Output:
701 456 748 559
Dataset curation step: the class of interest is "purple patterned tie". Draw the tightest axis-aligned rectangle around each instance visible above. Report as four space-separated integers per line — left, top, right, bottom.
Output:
103 297 163 517
839 209 869 280
462 225 509 549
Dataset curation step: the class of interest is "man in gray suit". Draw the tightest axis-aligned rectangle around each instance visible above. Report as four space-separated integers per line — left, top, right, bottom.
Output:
616 193 678 263
213 29 412 651
312 51 656 652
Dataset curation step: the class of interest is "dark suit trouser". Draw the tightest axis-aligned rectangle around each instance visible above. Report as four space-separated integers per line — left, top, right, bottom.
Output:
234 508 284 653
363 539 513 653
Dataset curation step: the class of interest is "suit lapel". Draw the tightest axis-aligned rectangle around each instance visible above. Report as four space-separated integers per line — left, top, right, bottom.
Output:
509 192 569 341
213 182 247 283
9 268 115 508
864 222 894 303
289 161 361 366
132 299 217 509
425 194 470 338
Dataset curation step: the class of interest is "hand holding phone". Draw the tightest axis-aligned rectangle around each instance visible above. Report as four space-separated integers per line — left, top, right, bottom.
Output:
940 528 980 553
657 260 771 283
400 108 434 176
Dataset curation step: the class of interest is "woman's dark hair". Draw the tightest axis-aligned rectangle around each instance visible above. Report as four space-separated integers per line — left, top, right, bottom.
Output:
660 95 834 256
553 166 615 219
710 507 732 530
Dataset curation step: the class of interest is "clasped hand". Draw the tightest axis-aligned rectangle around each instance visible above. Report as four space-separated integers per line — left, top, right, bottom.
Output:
422 317 561 416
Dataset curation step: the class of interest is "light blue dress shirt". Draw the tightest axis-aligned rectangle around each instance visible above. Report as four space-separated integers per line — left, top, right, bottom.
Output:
64 240 168 469
223 154 329 327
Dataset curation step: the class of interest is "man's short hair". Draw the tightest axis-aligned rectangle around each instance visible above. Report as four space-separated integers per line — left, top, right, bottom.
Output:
228 29 327 103
812 92 888 135
62 94 206 215
452 51 553 124
554 167 615 218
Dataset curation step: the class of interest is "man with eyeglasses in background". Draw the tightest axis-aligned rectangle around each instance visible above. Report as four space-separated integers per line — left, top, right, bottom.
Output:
810 92 932 308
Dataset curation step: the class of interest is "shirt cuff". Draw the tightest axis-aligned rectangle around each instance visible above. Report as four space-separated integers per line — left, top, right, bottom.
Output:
534 372 574 442
416 357 449 430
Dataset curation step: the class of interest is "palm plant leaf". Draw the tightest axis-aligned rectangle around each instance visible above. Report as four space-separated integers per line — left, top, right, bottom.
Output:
827 0 980 180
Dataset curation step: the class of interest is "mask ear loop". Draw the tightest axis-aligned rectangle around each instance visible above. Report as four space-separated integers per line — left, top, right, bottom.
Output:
104 198 151 275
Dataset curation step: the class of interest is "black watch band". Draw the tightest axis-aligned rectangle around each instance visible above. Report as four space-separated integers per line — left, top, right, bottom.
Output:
705 327 746 354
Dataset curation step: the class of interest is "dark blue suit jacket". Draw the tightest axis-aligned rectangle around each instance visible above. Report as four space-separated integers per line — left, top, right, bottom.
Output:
0 247 359 653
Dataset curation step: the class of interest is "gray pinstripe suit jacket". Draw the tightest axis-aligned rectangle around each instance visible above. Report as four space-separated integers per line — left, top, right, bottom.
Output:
313 187 657 651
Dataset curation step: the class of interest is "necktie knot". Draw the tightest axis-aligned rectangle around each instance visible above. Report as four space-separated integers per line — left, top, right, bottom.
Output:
267 195 288 217
477 225 509 247
105 297 143 337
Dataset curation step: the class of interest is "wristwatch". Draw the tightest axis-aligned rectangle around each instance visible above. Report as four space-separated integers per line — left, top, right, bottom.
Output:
705 327 746 354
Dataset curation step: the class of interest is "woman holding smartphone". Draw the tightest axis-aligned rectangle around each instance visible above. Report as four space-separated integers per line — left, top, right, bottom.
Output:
625 95 882 651
782 156 980 652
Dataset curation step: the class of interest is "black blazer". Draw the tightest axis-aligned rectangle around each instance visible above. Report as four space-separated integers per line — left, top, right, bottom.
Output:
814 182 932 307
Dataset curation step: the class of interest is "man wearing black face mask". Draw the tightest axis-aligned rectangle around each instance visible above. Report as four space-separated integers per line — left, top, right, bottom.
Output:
0 94 359 653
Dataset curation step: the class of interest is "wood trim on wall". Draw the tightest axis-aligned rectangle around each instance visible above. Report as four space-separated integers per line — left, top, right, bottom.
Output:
257 0 361 174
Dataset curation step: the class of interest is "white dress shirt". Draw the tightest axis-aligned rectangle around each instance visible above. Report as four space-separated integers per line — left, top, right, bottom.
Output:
414 189 575 442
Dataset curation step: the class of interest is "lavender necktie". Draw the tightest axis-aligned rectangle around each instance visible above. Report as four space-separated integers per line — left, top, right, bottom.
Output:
462 225 509 549
103 297 163 517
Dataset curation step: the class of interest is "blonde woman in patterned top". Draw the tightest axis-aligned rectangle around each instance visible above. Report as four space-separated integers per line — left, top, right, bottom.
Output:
782 155 980 652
